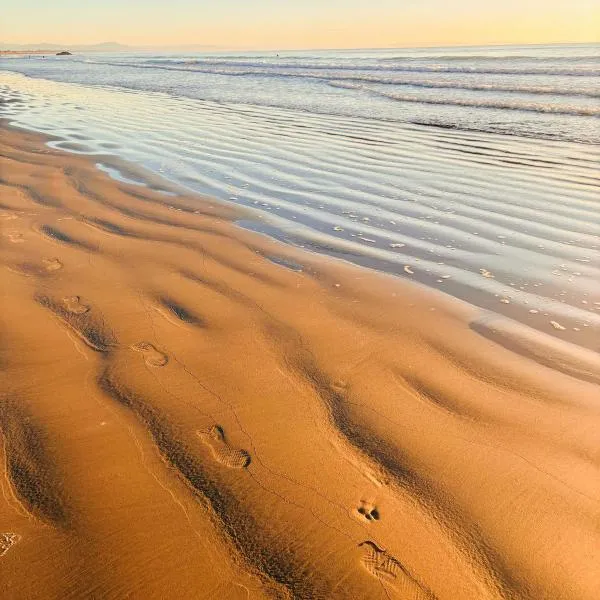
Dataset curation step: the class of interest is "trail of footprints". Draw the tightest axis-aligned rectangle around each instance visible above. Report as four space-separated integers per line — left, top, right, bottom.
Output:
15 253 412 593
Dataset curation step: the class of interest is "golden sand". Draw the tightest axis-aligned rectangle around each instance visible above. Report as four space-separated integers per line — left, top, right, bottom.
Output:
0 124 598 599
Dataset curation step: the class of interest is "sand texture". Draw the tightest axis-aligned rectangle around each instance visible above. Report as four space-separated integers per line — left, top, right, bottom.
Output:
0 124 599 599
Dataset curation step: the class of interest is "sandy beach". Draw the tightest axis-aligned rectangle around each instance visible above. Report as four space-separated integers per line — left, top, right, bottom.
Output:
0 122 599 599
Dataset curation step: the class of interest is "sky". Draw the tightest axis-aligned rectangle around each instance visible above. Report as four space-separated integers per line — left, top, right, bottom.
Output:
2 0 599 49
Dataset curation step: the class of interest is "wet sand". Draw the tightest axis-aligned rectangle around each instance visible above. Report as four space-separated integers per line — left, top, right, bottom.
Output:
0 123 599 599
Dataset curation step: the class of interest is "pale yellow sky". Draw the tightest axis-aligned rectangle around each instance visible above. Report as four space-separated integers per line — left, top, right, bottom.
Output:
2 0 599 49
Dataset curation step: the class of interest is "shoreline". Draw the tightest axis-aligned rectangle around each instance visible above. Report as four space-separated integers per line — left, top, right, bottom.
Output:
2 72 598 353
1 123 599 599
5 115 598 363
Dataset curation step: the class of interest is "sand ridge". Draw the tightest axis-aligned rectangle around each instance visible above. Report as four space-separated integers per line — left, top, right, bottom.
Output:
0 123 599 599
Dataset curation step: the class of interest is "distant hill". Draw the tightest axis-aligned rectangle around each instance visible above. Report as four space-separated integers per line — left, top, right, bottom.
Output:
0 42 226 53
0 42 132 52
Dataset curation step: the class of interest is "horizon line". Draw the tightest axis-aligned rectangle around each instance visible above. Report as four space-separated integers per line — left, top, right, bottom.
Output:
2 40 599 53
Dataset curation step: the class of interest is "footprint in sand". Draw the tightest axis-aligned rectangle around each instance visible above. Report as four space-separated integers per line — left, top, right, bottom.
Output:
360 541 435 598
0 533 21 557
359 541 401 582
331 379 348 394
42 257 63 272
198 425 251 469
4 230 25 244
63 296 90 315
10 257 63 278
357 501 380 522
35 294 116 353
130 342 168 367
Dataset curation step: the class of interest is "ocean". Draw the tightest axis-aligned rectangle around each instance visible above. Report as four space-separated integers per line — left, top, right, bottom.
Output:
1 44 599 347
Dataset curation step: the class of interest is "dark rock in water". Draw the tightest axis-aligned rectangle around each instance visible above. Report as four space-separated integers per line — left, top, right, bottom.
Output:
56 51 72 56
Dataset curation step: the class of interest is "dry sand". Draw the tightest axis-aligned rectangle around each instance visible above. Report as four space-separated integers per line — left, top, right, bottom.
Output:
0 123 599 599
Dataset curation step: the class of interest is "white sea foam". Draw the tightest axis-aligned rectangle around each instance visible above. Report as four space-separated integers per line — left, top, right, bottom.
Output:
2 44 600 142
